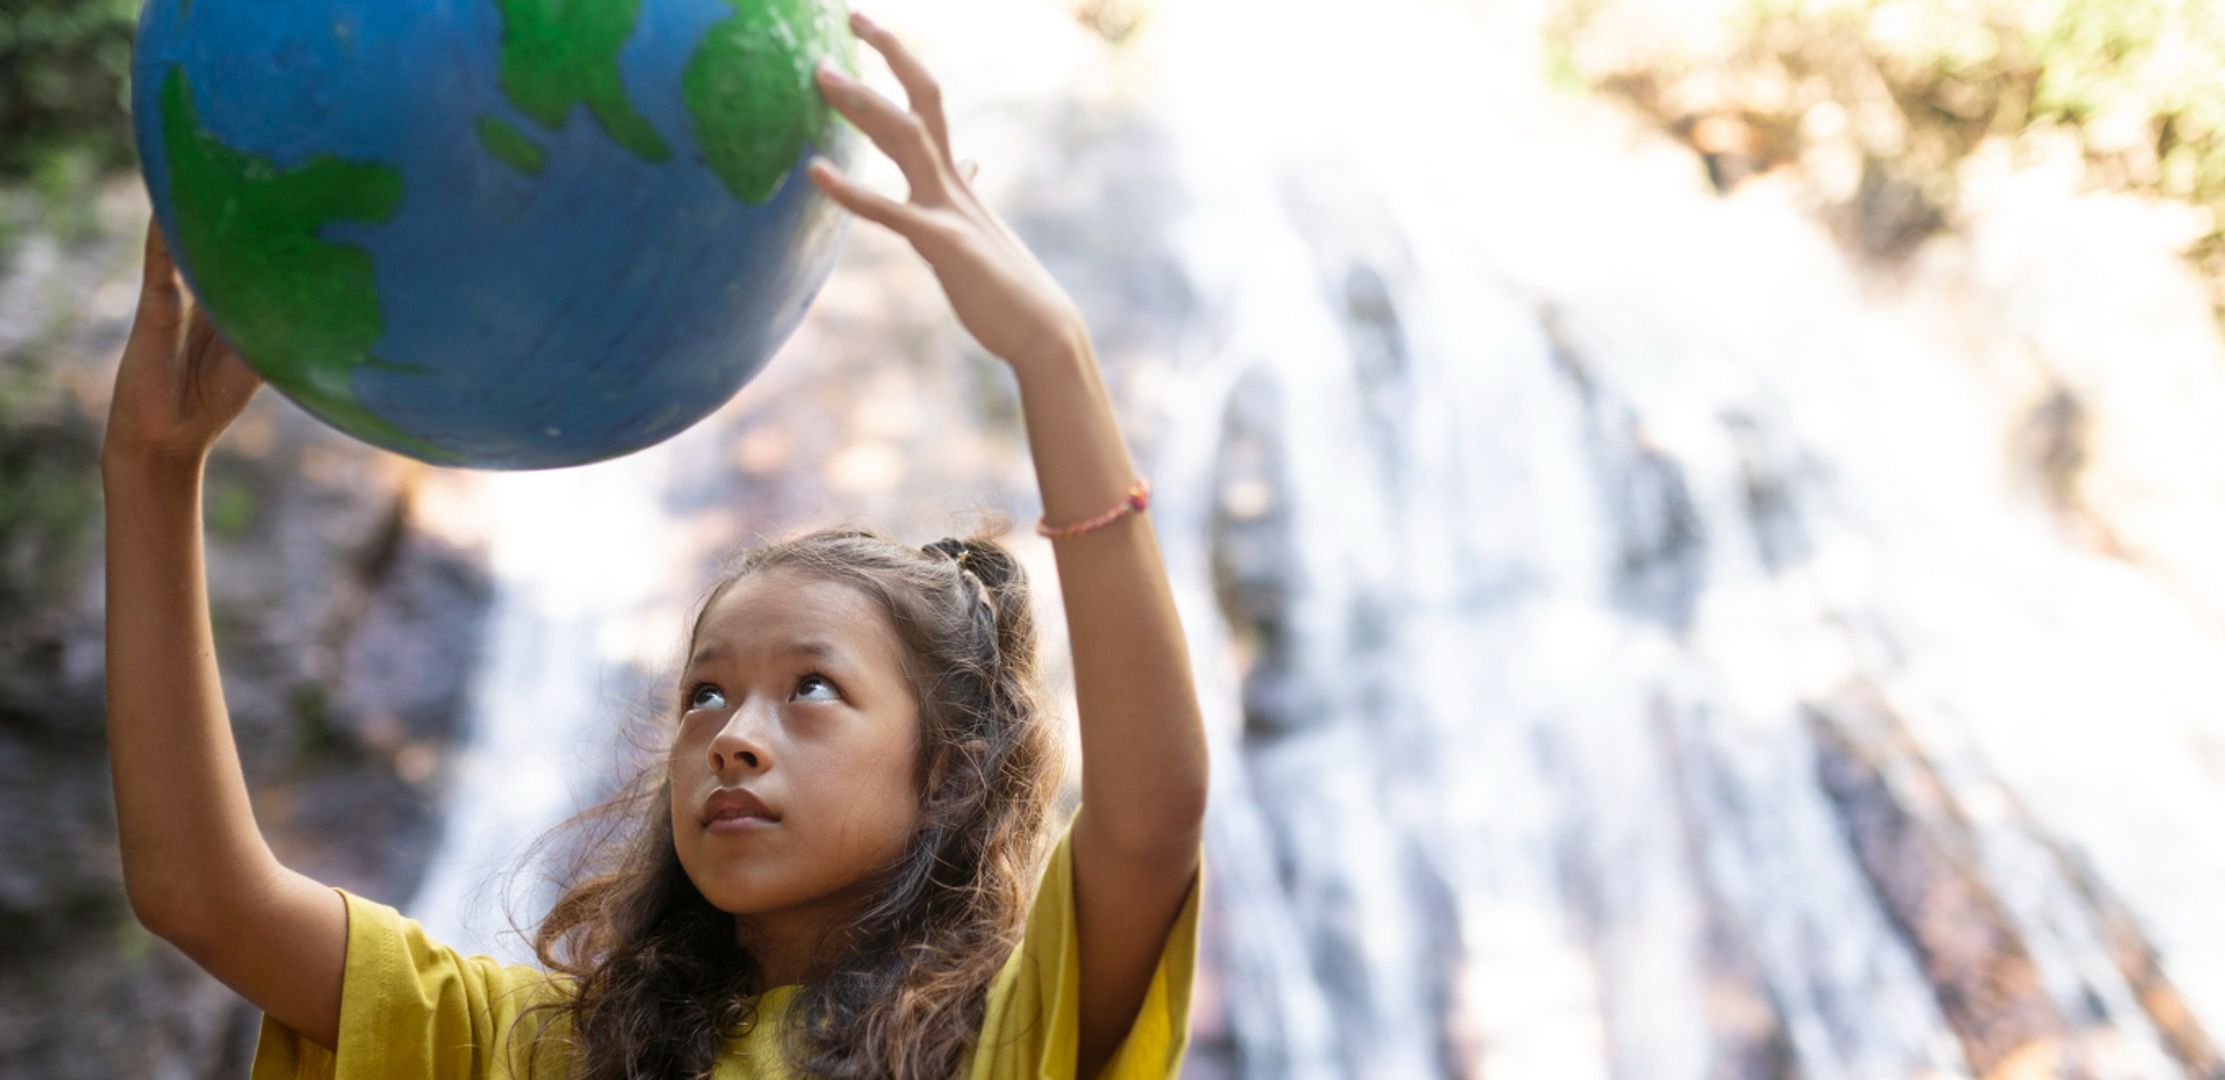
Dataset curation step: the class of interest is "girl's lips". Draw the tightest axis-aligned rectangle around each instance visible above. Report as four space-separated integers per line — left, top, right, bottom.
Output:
701 785 778 826
706 813 778 835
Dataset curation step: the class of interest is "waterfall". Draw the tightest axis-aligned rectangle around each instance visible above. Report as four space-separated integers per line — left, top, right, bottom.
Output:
411 431 708 965
1128 0 2225 1076
403 0 2225 1074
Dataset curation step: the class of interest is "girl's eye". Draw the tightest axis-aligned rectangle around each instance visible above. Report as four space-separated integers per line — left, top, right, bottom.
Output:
685 677 837 712
793 673 840 702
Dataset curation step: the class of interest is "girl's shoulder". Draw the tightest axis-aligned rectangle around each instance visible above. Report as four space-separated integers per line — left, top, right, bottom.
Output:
250 886 577 1080
967 814 1204 1079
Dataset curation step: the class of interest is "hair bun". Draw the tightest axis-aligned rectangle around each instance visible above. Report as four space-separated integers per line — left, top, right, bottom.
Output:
922 535 1031 665
928 537 1009 584
921 537 976 575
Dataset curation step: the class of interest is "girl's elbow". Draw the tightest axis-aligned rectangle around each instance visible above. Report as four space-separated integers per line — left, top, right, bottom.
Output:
126 875 204 946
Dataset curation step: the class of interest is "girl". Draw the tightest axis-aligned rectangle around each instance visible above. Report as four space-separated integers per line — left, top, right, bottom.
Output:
103 12 1209 1079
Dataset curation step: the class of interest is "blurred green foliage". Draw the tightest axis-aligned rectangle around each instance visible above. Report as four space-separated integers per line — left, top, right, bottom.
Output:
1754 0 2225 216
1554 0 2225 307
0 0 142 180
208 478 260 540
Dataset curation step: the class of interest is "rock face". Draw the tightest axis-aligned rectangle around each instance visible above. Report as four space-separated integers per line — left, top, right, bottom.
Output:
0 188 492 1078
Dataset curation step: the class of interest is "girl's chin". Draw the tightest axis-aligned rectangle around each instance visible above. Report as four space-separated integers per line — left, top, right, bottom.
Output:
680 862 785 910
700 887 789 917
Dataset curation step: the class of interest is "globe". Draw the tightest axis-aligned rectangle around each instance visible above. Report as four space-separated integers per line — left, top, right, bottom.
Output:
131 0 858 469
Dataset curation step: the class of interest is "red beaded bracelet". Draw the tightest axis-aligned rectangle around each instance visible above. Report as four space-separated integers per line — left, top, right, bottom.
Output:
1036 478 1151 539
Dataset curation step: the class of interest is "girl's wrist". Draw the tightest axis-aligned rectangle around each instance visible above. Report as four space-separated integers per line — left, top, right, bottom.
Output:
1003 319 1095 385
101 440 209 487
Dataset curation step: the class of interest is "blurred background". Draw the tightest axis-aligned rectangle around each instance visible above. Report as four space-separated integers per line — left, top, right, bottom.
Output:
6 0 2225 1076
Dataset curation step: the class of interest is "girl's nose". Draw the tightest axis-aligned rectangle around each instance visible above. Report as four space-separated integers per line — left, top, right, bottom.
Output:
708 706 772 775
709 746 760 772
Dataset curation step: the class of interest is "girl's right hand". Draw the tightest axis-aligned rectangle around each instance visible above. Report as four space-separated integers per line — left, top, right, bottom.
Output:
103 216 262 465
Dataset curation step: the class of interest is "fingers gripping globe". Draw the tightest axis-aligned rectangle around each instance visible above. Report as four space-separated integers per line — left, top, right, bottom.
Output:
132 0 859 469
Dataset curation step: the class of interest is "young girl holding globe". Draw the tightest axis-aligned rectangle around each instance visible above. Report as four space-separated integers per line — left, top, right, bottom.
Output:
103 13 1208 1079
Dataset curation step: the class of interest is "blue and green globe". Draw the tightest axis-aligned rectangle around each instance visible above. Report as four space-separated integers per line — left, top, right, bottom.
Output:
133 0 858 469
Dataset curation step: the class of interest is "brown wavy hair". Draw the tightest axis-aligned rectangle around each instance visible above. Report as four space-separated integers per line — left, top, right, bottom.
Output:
504 522 1063 1079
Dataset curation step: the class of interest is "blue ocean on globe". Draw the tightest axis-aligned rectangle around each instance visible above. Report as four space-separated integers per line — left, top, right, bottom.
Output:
133 0 858 469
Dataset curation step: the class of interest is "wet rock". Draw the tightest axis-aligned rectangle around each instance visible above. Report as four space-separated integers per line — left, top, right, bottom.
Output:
1539 302 1711 632
1805 684 2072 1077
0 189 492 1079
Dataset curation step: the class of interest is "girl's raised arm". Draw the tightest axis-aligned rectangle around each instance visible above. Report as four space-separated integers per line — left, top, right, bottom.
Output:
807 15 1210 1075
104 219 349 1050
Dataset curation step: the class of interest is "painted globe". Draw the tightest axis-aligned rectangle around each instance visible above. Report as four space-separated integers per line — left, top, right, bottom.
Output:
132 0 857 469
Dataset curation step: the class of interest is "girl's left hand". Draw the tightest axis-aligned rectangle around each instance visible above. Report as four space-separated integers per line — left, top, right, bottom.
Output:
104 217 264 465
808 12 1087 371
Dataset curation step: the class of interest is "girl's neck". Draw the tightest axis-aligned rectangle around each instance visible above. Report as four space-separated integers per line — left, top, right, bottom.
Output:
733 903 849 989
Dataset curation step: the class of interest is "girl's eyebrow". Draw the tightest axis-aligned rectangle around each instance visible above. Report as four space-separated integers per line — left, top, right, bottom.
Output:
688 639 850 669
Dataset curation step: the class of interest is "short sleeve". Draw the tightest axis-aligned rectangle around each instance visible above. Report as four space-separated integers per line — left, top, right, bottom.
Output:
249 887 573 1080
971 814 1203 1079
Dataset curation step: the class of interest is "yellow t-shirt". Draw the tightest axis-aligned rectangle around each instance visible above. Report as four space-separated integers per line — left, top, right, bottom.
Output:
248 816 1200 1079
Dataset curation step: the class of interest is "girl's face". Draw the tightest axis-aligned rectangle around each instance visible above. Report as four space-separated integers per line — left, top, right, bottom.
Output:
669 567 923 926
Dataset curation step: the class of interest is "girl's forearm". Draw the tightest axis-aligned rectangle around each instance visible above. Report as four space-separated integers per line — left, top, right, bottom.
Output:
1012 342 1209 857
103 450 280 940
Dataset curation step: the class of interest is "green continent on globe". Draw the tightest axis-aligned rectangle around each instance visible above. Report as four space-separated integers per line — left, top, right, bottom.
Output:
685 0 852 205
494 0 672 163
159 68 450 461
